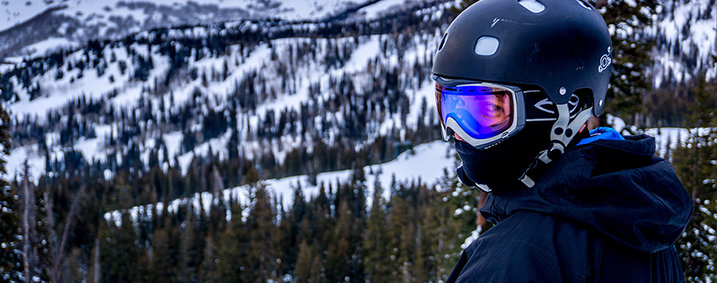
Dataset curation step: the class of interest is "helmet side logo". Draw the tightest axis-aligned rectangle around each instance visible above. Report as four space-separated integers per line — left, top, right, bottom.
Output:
535 94 580 114
598 46 611 73
534 98 555 114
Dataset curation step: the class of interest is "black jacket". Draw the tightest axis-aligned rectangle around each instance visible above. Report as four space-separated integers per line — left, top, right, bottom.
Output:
447 134 693 282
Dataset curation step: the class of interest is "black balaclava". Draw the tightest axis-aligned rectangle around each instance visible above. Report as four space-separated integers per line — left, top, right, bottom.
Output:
455 121 553 194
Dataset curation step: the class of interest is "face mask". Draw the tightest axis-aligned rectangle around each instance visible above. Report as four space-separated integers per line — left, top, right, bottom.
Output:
454 122 552 194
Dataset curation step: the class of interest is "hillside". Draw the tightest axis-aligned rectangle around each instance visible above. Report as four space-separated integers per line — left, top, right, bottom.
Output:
2 1 448 212
1 0 713 197
0 0 431 58
1 1 715 281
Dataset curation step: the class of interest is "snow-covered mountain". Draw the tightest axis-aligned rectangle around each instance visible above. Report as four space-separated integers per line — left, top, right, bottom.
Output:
0 0 713 211
1 0 714 84
3 1 448 187
0 0 430 59
1 0 380 33
0 0 354 33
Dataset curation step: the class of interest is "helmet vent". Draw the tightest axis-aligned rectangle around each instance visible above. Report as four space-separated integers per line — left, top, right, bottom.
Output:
576 0 592 10
438 33 448 51
474 36 499 56
518 0 545 13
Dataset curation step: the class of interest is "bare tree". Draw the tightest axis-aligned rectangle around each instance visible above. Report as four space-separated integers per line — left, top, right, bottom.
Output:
50 185 85 283
92 237 101 283
20 162 36 283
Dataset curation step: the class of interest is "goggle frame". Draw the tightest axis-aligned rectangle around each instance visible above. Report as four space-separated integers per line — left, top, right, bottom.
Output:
433 75 527 149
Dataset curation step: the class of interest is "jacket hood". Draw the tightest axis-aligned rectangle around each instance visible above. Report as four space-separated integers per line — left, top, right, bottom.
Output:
480 134 693 253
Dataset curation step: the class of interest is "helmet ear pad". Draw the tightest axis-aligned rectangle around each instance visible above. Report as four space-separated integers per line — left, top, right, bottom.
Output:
455 120 553 193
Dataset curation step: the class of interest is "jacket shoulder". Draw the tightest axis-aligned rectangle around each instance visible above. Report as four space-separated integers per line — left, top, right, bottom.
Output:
449 211 687 283
452 211 591 283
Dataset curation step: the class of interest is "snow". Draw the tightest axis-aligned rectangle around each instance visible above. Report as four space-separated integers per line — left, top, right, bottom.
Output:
0 0 372 33
163 131 184 160
1 0 431 62
461 226 482 249
176 130 232 174
653 0 717 84
75 136 105 163
358 0 410 19
11 45 170 120
644 127 690 158
4 144 45 180
4 20 709 197
0 0 54 32
105 139 456 224
607 114 626 133
342 37 380 73
19 37 79 58
173 44 272 107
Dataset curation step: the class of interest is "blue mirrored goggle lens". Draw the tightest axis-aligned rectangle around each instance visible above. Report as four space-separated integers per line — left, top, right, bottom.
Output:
435 83 514 140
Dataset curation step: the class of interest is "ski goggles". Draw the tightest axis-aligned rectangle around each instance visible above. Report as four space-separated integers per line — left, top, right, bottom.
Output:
433 76 526 149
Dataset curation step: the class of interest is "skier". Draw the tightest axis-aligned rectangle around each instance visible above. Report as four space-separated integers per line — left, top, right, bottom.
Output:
431 0 693 281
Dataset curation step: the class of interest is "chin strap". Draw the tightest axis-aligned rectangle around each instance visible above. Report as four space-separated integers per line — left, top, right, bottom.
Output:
519 105 594 188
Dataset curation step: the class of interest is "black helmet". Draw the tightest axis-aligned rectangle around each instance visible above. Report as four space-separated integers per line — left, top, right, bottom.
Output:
433 0 611 112
432 0 612 188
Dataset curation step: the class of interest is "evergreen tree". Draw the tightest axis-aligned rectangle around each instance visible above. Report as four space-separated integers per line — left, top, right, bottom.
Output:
283 182 307 275
325 200 353 282
244 185 278 281
419 190 449 281
387 189 412 282
363 179 390 281
215 203 248 283
293 240 315 283
0 185 22 282
198 235 219 283
596 0 658 127
179 204 203 283
100 212 146 283
0 101 19 282
151 223 181 282
673 75 717 281
20 164 37 283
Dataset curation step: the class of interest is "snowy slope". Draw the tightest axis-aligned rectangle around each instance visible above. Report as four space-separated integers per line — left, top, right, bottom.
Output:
4 24 443 180
104 140 457 224
0 0 437 59
2 0 714 84
652 0 717 85
0 0 364 32
1 0 359 58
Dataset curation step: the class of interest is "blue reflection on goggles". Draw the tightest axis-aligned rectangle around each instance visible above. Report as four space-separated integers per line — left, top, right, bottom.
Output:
436 83 515 140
